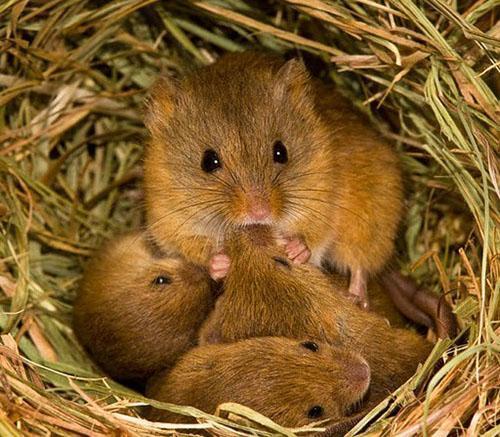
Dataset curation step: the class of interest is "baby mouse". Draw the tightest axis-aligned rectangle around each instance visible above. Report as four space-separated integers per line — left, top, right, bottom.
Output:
145 336 370 428
198 225 433 401
144 51 403 308
73 231 217 383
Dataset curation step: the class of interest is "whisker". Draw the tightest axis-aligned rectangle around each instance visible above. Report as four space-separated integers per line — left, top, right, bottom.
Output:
211 172 234 191
169 202 229 236
144 199 227 235
223 163 241 188
284 201 338 235
287 194 368 224
165 186 229 195
285 188 335 194
274 169 331 187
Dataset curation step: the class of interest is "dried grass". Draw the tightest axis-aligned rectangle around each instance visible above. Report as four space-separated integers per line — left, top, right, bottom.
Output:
0 1 498 435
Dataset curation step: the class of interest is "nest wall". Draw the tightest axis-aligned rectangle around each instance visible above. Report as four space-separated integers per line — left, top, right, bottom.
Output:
0 1 498 435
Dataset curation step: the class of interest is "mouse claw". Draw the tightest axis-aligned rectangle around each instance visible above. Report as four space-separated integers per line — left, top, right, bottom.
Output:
284 237 311 264
209 253 231 281
345 293 370 310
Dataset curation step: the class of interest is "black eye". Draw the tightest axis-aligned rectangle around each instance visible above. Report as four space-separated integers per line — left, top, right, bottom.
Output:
273 141 288 164
152 276 172 286
201 149 222 173
300 341 319 352
307 405 324 419
272 256 291 269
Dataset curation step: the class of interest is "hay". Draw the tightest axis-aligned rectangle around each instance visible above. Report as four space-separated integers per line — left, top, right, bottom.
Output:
0 0 498 435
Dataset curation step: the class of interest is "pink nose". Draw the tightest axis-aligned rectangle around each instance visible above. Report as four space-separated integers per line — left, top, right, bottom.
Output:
351 361 370 384
246 191 271 221
248 204 271 221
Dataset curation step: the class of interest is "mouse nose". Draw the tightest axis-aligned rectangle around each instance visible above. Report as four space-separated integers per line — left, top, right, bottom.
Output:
351 361 370 383
248 202 271 221
246 190 271 222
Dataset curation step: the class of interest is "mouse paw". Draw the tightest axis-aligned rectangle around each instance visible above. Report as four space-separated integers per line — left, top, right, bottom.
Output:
348 269 369 310
209 253 231 281
284 237 311 264
346 293 370 310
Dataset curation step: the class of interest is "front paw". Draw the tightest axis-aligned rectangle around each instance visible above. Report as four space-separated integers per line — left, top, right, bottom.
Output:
209 252 231 281
279 236 311 264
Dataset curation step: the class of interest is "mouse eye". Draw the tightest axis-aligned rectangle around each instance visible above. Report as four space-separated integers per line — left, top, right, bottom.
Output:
300 341 319 352
272 256 291 269
201 149 222 173
273 141 288 164
307 405 324 419
152 275 172 286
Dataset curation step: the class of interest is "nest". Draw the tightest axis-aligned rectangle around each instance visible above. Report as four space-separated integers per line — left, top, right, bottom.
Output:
0 1 498 435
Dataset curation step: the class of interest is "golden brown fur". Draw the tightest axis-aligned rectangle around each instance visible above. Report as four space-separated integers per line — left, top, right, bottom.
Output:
143 51 402 277
322 265 406 328
146 337 370 427
72 232 216 381
199 226 432 401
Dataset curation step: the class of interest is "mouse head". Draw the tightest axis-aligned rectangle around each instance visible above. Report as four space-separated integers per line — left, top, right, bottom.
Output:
144 52 333 244
75 232 217 379
93 233 215 314
236 337 370 427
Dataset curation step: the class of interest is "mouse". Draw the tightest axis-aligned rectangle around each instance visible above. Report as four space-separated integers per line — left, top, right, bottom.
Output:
143 51 403 308
145 336 370 428
198 225 434 401
72 231 217 383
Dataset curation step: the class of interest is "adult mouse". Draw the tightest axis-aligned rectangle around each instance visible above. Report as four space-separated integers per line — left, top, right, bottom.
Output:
144 51 403 308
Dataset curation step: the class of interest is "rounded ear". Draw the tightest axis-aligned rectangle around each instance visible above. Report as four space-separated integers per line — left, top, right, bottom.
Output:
144 76 179 133
273 58 311 102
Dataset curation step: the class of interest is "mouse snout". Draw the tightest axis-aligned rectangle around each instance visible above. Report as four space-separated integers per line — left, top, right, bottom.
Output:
350 360 370 386
244 189 271 223
333 350 371 398
345 357 371 398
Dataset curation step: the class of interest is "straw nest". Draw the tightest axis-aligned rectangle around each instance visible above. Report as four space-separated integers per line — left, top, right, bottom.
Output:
0 1 498 435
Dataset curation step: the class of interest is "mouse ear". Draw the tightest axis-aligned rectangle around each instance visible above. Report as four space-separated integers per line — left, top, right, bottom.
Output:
273 58 311 102
144 75 180 133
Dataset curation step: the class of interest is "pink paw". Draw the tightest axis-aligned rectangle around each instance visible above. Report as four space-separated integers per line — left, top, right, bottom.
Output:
209 253 231 281
284 237 311 264
348 269 369 310
346 293 369 310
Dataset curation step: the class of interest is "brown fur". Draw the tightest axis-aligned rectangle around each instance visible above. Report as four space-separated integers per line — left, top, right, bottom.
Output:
146 337 370 427
199 226 432 401
321 264 407 328
143 51 403 276
72 232 216 381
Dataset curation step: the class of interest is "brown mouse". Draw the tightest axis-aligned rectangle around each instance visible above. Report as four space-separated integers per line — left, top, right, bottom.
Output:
143 51 403 308
198 226 433 401
72 231 216 382
145 337 370 428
